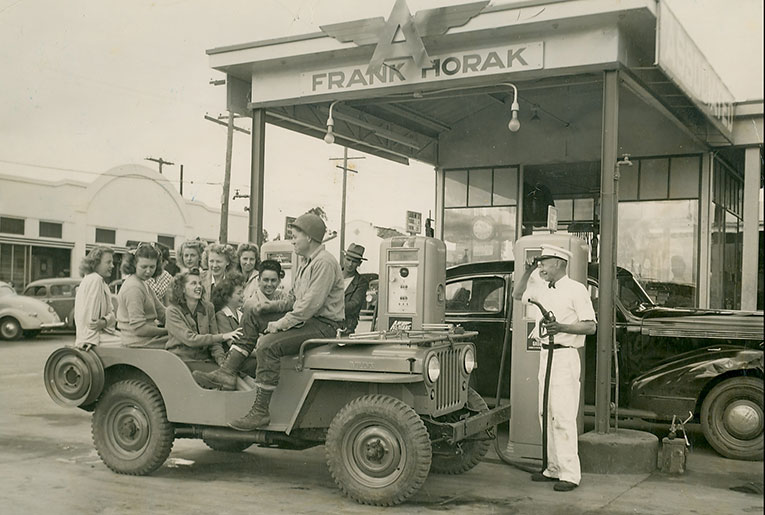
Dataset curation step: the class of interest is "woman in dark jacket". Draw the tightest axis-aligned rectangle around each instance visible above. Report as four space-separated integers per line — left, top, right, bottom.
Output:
165 270 241 370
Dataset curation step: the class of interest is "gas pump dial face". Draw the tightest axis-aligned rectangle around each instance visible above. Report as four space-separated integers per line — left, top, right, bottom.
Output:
387 265 418 314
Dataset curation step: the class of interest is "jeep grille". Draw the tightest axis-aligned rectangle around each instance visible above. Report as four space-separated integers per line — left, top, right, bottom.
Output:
433 346 462 414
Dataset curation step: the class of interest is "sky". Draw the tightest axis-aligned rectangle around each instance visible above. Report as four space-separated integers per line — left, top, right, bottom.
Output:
0 0 762 240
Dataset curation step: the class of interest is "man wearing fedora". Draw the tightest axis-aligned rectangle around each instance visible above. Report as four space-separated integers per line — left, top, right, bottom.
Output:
341 243 370 336
228 212 345 431
512 244 596 492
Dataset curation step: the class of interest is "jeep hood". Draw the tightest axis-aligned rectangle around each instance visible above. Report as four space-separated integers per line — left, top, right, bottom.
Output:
303 342 449 374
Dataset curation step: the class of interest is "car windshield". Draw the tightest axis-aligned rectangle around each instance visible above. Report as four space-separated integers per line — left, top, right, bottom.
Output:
617 270 656 313
0 284 16 298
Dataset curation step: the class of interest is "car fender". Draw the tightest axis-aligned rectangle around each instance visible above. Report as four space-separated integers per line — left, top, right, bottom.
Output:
0 303 45 330
629 345 764 418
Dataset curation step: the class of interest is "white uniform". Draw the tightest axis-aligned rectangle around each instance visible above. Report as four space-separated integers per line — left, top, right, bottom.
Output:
524 269 596 485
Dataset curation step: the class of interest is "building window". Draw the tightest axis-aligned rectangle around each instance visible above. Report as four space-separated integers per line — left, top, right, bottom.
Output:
443 166 519 267
157 235 175 251
619 155 701 201
710 157 744 310
39 221 63 239
95 228 116 244
0 216 25 235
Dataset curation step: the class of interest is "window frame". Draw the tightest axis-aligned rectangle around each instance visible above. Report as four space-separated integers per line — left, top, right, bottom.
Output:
444 274 508 317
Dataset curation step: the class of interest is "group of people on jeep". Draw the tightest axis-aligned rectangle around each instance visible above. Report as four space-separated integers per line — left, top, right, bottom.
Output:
73 212 369 431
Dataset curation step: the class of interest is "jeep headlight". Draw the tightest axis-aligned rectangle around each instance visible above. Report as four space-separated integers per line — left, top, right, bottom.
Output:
463 347 477 375
426 355 441 383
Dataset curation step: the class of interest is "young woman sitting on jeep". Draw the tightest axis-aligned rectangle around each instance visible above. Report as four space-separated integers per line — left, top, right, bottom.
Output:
116 243 169 347
200 243 237 303
165 269 242 371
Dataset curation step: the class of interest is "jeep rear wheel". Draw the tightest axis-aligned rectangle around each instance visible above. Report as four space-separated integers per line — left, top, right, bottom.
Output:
325 394 432 506
92 380 174 475
701 377 763 461
202 437 252 453
430 388 492 474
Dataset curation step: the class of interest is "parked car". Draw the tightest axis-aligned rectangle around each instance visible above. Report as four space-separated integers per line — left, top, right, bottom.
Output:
23 277 80 329
44 327 508 506
359 273 378 318
0 281 66 340
445 261 764 461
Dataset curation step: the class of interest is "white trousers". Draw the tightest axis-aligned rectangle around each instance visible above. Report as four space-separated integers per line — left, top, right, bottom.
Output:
538 347 581 484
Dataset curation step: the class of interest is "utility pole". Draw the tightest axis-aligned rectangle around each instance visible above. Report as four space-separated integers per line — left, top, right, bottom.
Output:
179 164 184 196
144 156 174 175
204 112 250 244
329 150 364 255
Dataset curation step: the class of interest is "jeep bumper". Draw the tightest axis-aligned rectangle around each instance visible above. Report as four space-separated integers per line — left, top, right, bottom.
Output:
439 404 512 444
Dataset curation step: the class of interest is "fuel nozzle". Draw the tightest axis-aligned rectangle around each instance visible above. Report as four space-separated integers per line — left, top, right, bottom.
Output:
527 299 556 338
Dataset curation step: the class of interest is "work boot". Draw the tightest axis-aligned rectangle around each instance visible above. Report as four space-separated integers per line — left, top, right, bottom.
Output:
193 349 247 391
229 386 273 431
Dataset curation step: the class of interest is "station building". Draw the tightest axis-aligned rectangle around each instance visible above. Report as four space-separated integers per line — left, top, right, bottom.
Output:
207 0 763 310
0 164 249 289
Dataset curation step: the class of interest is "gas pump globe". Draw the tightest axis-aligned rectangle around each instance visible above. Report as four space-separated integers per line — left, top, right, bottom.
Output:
377 236 446 331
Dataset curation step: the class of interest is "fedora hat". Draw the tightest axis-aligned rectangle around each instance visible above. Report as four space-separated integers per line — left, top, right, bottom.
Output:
345 243 367 261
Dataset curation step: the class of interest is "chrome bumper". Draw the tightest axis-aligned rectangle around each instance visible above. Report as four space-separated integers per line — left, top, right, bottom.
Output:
40 322 66 329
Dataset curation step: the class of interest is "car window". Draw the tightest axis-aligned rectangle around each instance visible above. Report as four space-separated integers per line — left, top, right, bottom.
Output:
50 284 73 296
446 277 505 313
0 284 16 297
26 285 48 297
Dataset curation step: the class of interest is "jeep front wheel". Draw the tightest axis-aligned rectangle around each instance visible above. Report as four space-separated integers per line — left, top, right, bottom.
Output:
325 394 432 506
92 380 174 475
701 377 763 461
430 388 492 474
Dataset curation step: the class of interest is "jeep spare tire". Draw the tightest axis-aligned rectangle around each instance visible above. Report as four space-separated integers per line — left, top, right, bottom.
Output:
430 387 492 474
92 380 174 475
325 394 432 506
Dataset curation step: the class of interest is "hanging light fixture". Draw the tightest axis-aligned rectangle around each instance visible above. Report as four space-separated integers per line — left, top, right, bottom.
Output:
499 83 521 132
324 100 339 144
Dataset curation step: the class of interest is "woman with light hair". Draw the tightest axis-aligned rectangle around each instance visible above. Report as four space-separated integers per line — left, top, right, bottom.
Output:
73 246 120 347
237 243 260 300
200 242 237 302
177 239 207 274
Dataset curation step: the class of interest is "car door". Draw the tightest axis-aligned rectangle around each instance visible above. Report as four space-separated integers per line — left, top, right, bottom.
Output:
48 283 75 323
444 274 511 400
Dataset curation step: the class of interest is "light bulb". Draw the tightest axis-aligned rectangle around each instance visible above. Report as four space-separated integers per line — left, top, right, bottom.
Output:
508 111 521 132
324 126 335 144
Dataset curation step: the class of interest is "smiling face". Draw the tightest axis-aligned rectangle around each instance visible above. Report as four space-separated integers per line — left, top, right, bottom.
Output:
182 248 200 269
135 256 157 281
537 257 566 283
207 251 228 278
228 285 245 310
240 250 258 276
184 274 203 302
258 269 280 297
95 252 114 280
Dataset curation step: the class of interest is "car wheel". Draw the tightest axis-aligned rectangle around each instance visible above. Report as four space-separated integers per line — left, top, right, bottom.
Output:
0 317 22 340
701 376 764 461
325 394 432 506
202 437 252 453
430 388 492 474
92 380 174 475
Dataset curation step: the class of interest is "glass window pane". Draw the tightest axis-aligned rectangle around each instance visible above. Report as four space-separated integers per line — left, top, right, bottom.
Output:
493 167 518 205
669 156 700 199
639 158 669 200
573 198 594 220
445 170 468 208
554 199 573 221
443 207 516 267
468 169 492 206
618 200 698 307
619 162 638 200
445 277 505 313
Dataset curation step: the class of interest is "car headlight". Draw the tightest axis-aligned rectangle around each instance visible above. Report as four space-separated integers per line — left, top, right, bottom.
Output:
426 355 441 383
463 347 477 374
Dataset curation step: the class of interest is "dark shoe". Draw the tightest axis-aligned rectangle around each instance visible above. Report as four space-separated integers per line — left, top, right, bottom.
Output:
193 349 247 391
229 386 273 431
531 472 559 482
553 481 578 492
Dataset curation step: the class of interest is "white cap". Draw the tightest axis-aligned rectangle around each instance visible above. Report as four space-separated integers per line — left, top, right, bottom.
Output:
539 244 572 262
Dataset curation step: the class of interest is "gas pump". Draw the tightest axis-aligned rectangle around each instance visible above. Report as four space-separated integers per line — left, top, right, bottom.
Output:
376 236 446 331
260 241 299 290
505 233 589 461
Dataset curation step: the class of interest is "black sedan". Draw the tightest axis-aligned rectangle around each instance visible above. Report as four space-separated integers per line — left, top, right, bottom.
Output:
445 261 764 461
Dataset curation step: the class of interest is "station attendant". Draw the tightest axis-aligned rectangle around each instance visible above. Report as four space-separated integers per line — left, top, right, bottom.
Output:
512 245 596 492
341 243 369 335
73 246 120 347
228 213 345 430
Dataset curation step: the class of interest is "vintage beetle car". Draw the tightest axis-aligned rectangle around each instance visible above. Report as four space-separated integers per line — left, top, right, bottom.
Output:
23 277 80 329
0 280 65 340
44 327 510 506
445 261 764 461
